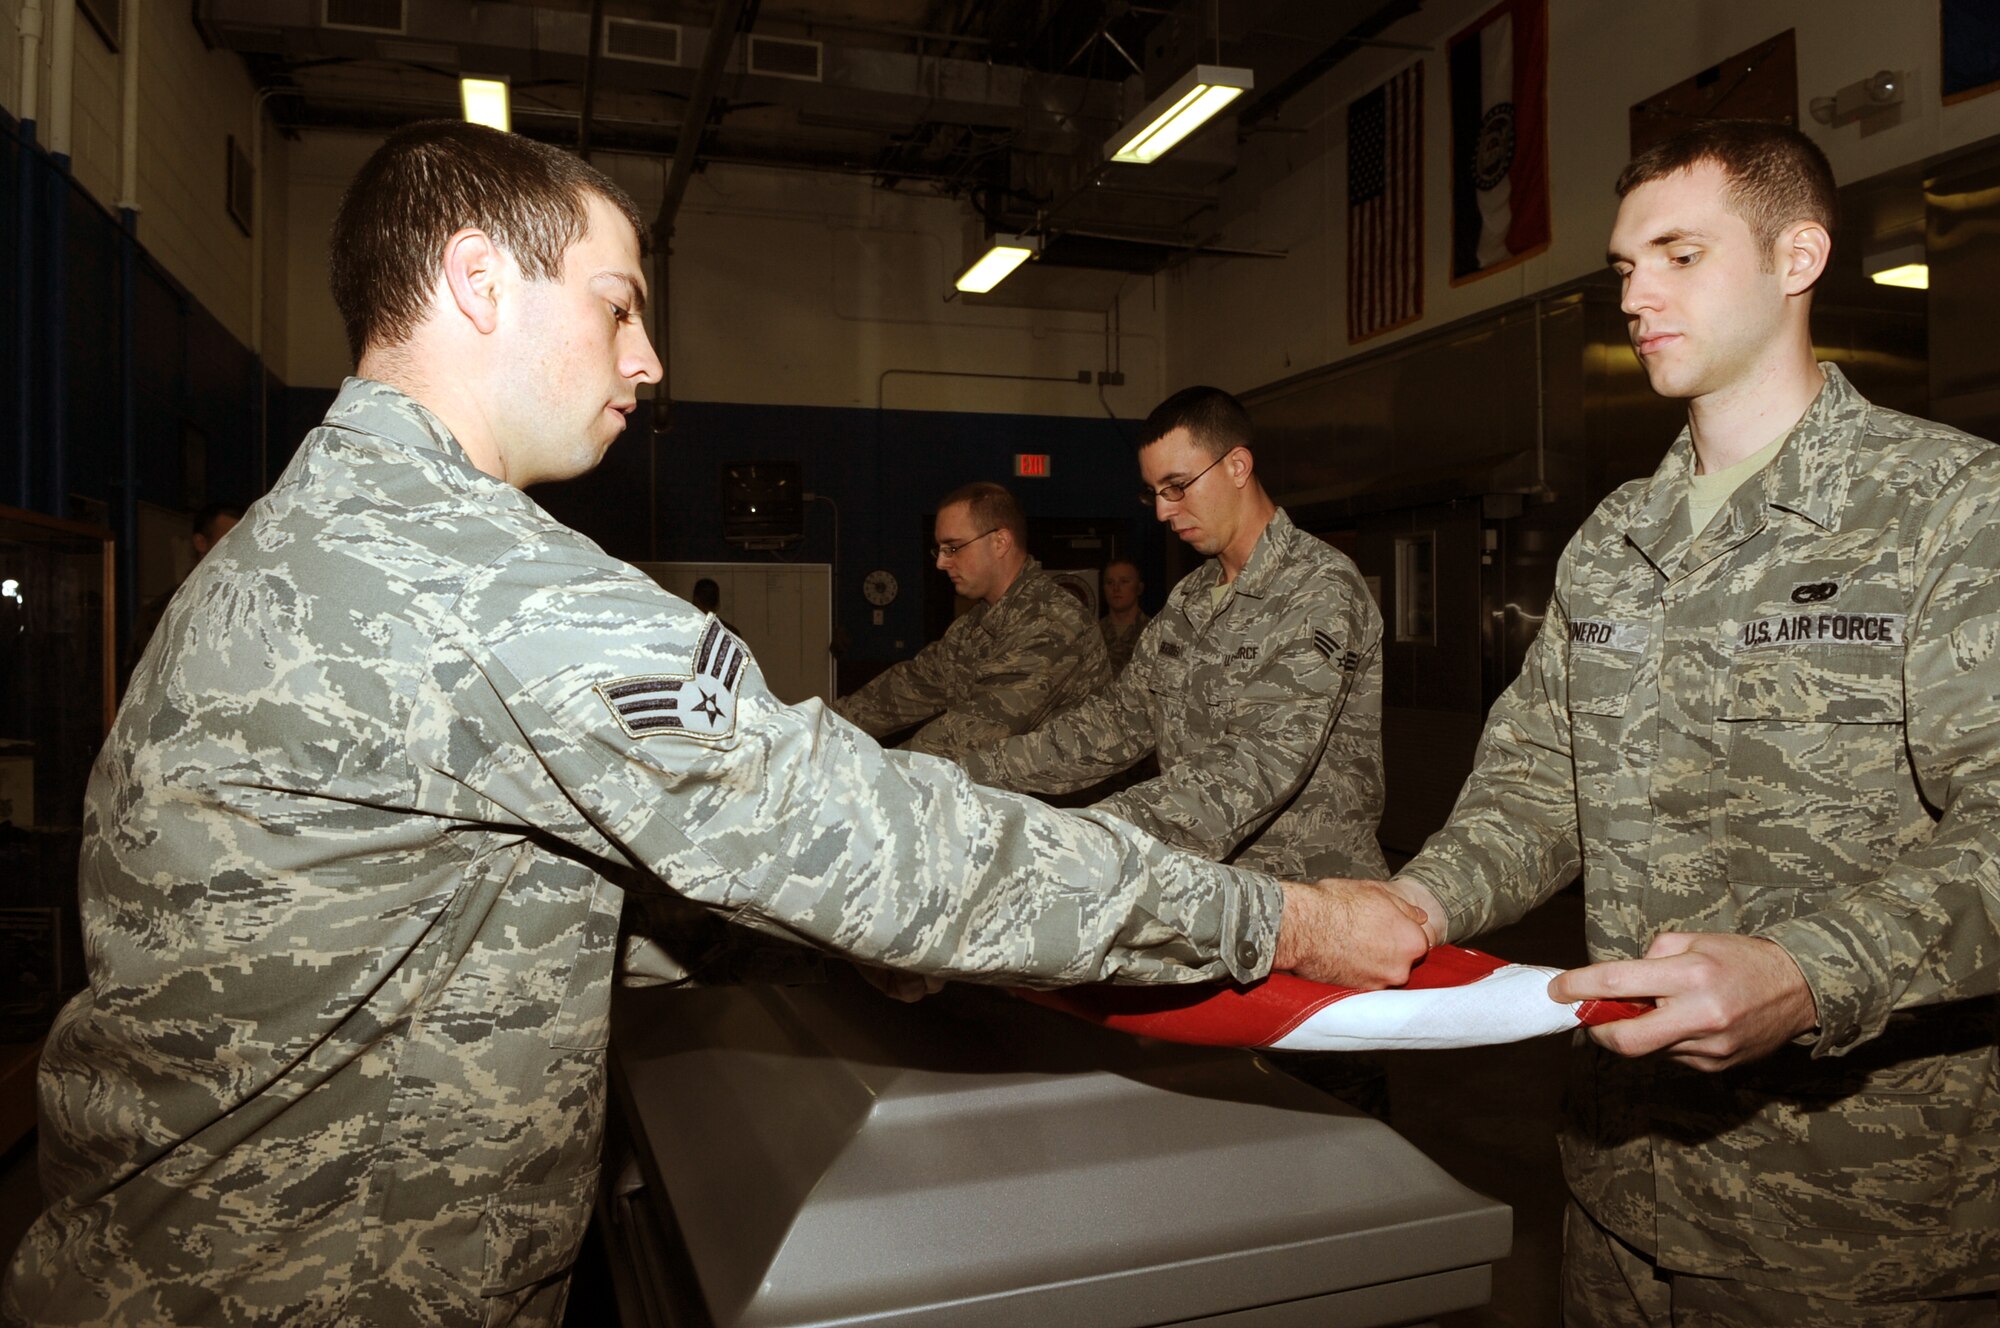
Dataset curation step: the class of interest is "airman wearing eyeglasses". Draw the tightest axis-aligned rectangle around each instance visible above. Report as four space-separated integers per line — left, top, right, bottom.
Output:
832 481 1111 760
960 387 1389 886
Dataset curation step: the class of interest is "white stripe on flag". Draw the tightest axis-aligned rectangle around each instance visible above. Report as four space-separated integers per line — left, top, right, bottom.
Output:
1268 961 1575 1052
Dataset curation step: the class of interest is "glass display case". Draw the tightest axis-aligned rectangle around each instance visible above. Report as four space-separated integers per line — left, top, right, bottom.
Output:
0 503 113 1045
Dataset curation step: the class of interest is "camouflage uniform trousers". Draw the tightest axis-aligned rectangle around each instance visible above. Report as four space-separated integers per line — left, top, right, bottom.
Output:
1563 1198 2000 1327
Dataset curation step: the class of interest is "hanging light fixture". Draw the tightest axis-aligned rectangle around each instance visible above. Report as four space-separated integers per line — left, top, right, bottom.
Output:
1862 240 1928 290
460 76 512 132
954 234 1038 294
1107 64 1254 165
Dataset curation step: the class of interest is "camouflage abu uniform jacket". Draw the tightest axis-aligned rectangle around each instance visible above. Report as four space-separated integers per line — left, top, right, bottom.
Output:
2 381 1282 1328
1401 365 2000 1301
832 558 1110 760
1099 608 1149 674
961 509 1389 882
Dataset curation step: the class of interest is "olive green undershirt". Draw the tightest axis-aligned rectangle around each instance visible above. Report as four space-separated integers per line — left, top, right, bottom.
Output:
1688 431 1789 537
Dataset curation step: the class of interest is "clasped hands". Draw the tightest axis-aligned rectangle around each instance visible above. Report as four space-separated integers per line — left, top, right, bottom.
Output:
1274 877 1820 1071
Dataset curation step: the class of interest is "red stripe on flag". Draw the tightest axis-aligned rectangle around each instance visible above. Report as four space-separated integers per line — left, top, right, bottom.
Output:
1018 943 1532 1048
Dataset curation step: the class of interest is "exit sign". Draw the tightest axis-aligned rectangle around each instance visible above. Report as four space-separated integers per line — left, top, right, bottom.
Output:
1013 453 1051 478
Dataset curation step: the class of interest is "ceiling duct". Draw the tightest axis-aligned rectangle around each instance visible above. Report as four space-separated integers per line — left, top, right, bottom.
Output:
320 0 403 36
604 17 680 67
747 34 821 83
199 0 1122 150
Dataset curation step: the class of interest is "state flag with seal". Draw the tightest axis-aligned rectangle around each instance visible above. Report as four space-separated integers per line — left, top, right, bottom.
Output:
1448 0 1550 284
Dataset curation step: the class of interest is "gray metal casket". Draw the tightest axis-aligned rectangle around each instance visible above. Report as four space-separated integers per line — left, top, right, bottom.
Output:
604 972 1509 1328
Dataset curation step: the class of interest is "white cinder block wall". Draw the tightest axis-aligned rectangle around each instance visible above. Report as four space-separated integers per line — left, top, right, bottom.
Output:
283 141 1171 420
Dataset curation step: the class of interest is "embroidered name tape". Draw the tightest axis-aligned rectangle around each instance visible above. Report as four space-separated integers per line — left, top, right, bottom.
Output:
595 619 746 742
1738 611 1904 651
1569 620 1650 654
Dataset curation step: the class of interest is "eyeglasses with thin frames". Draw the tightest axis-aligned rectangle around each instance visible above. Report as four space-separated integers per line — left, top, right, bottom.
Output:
931 528 1000 561
1138 449 1232 506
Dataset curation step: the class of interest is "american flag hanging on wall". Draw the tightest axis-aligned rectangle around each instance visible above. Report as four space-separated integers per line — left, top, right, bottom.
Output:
1347 62 1424 344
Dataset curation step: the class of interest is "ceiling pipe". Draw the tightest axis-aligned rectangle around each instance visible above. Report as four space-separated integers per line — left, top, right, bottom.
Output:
17 0 43 130
46 0 74 157
654 0 757 247
577 0 603 159
1237 0 1422 131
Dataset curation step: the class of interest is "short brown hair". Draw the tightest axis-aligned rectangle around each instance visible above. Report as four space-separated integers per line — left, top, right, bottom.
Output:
1140 386 1253 460
329 120 649 361
937 481 1027 547
1616 120 1836 269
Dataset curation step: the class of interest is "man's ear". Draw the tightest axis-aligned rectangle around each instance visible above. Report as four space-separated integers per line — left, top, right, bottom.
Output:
1780 221 1831 296
442 227 504 334
1228 445 1254 488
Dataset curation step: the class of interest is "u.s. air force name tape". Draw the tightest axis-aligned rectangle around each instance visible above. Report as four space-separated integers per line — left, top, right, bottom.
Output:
1019 943 1650 1052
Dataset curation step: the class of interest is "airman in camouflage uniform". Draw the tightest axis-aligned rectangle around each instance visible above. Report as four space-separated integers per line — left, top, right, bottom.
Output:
1 123 1429 1328
961 392 1388 884
1097 558 1149 675
1379 123 2000 1320
834 482 1110 760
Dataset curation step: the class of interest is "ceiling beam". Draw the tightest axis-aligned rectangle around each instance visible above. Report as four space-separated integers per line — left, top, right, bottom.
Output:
655 0 754 246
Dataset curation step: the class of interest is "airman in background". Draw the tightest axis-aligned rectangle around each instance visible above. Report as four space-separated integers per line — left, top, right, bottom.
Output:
1098 557 1149 674
833 481 1111 760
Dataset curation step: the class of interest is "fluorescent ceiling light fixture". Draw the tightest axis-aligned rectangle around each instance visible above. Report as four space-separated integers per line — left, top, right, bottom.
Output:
955 235 1036 293
1863 241 1927 290
460 76 511 132
1869 262 1928 289
1108 64 1253 165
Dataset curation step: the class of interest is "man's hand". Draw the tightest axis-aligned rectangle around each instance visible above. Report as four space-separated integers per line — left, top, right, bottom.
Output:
1272 878 1430 988
1384 877 1448 948
1546 932 1819 1071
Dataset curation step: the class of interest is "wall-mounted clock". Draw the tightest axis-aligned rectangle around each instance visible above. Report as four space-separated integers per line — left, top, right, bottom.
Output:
862 569 900 607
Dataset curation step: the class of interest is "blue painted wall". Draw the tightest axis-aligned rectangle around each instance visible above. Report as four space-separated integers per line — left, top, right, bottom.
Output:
4 104 1165 672
4 112 272 668
531 399 1168 664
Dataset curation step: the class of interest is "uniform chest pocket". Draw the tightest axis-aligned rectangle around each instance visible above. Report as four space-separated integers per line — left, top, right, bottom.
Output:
1145 648 1194 706
1720 648 1907 887
1723 648 1905 724
1568 649 1640 718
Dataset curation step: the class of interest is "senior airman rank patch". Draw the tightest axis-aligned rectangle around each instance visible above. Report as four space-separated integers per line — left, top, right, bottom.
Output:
595 618 745 742
1312 629 1359 671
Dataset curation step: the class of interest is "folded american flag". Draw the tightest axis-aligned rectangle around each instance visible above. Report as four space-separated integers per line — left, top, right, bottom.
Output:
1022 944 1649 1052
